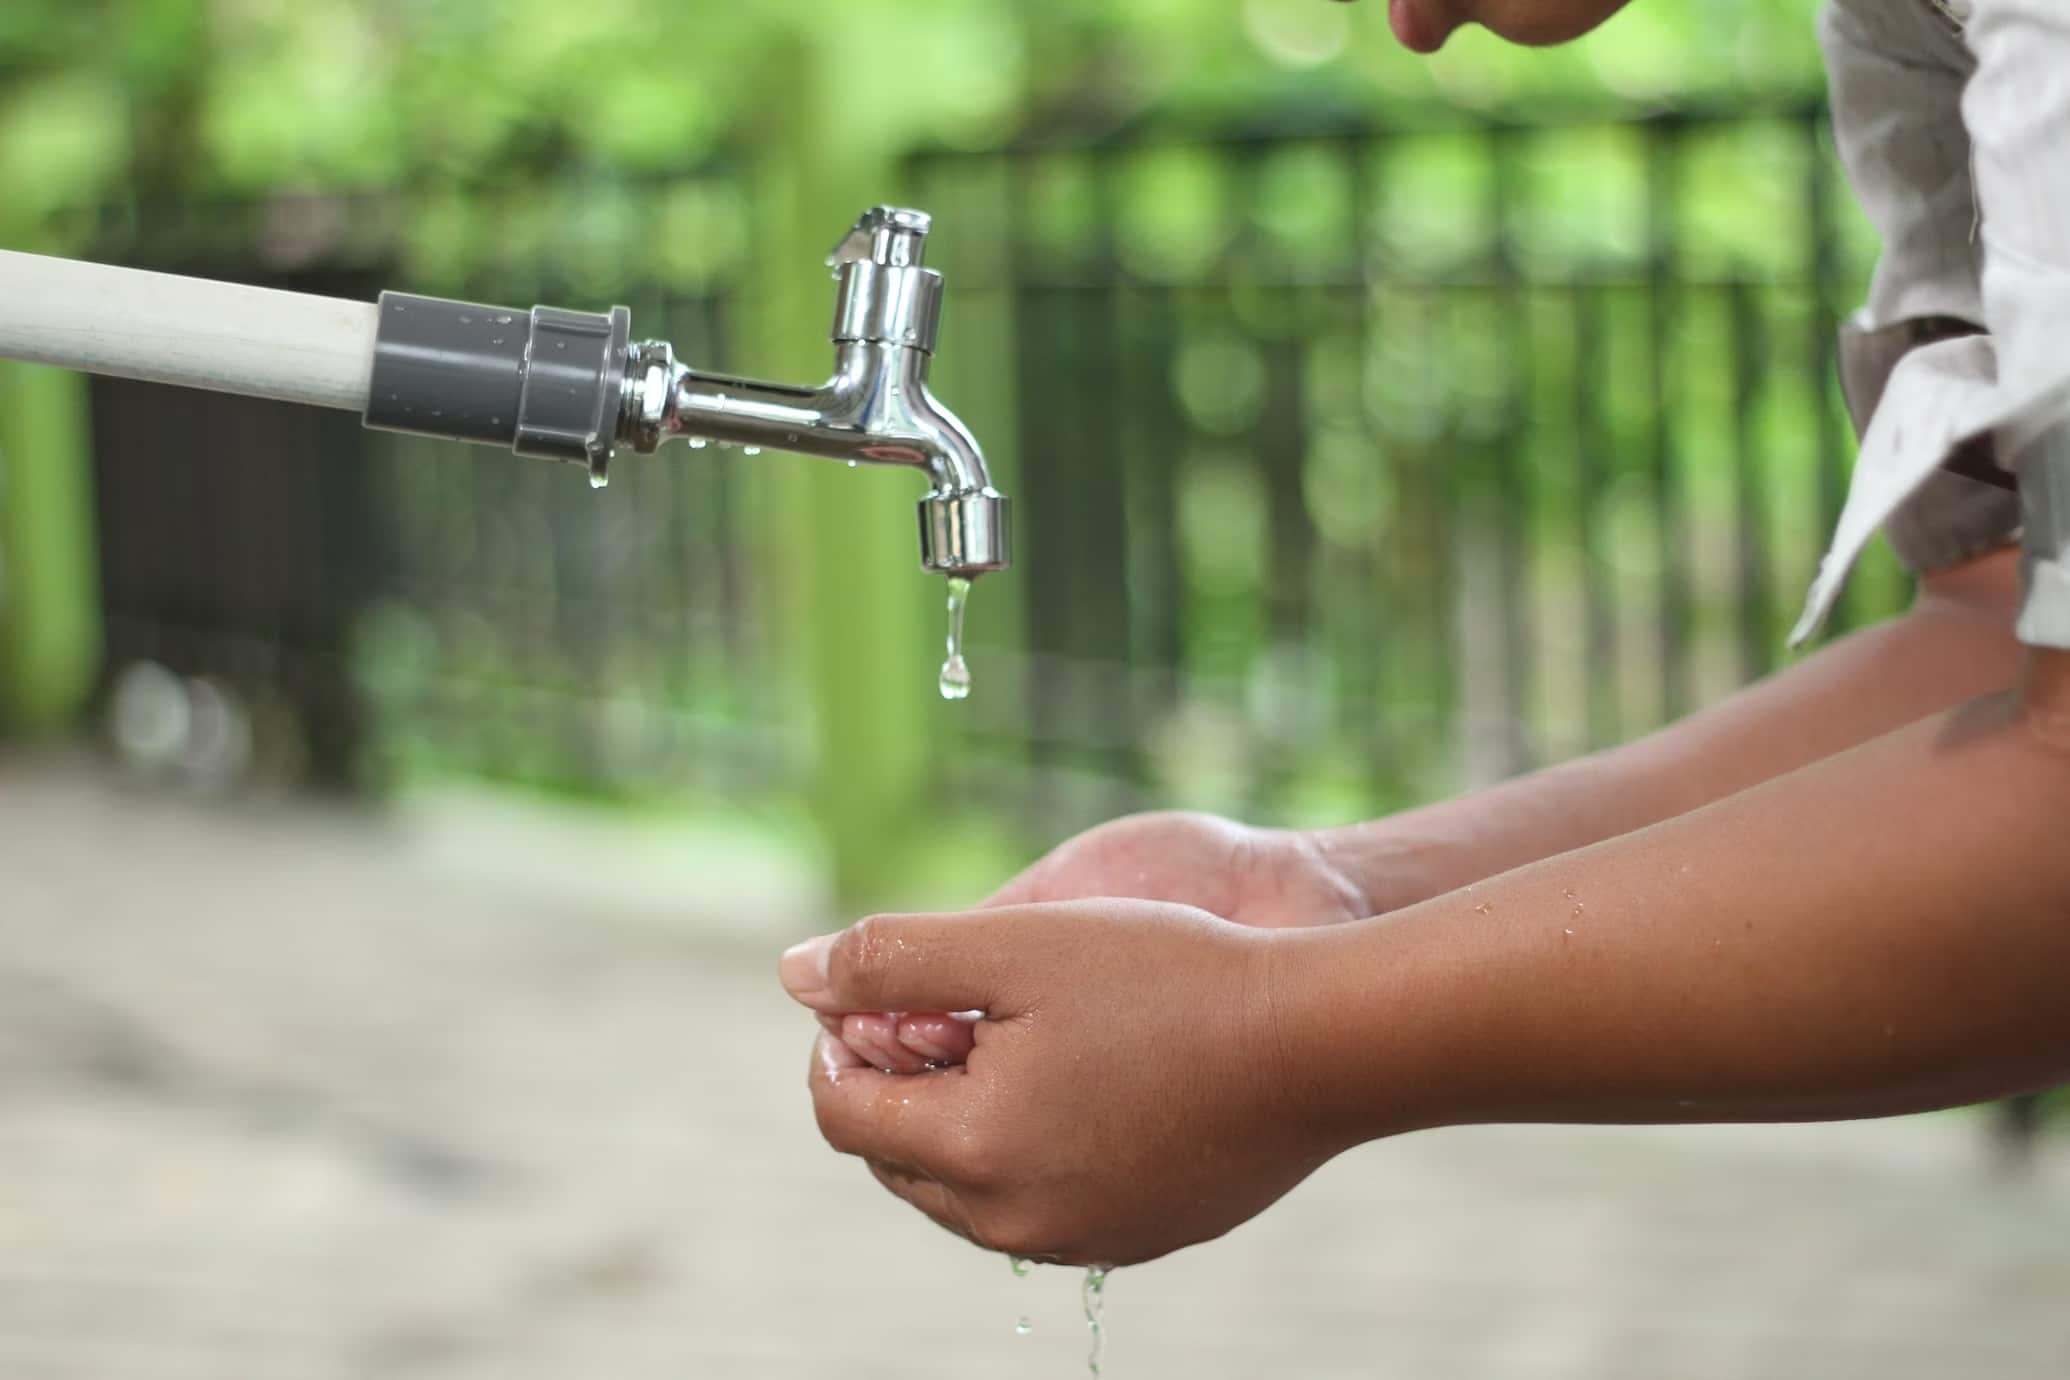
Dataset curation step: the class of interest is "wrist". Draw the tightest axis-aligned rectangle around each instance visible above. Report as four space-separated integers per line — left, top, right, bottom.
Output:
1303 820 1449 918
1261 908 1486 1149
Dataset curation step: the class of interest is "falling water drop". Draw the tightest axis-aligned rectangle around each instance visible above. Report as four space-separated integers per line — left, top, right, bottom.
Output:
1014 1317 1033 1337
938 576 973 701
1083 1266 1110 1377
588 471 608 491
847 459 859 469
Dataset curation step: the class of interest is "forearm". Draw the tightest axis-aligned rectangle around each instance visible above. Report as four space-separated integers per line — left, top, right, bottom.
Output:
1284 648 2070 1142
1313 549 2024 913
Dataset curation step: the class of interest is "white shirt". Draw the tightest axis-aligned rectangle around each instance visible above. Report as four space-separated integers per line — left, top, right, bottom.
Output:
1793 0 2070 648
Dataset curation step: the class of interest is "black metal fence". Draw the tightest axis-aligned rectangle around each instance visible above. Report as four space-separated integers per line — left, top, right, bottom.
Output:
910 101 1898 836
79 102 1902 840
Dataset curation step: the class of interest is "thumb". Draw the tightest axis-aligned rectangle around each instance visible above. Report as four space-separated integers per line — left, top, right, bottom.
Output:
779 910 1024 1015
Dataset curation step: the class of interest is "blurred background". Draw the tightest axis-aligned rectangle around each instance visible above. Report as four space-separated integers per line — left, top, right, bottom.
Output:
2 1 2066 1377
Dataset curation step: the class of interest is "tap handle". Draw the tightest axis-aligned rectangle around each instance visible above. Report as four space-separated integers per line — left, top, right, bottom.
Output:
827 206 932 275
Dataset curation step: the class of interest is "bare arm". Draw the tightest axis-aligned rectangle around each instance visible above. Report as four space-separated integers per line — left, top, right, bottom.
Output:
1314 548 2026 914
1286 644 2070 1140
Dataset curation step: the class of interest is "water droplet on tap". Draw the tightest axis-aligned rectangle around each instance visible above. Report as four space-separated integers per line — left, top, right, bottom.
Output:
588 471 608 491
1009 1256 1033 1279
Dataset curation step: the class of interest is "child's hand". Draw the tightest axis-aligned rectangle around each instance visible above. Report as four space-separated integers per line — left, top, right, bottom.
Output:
783 899 1339 1266
985 811 1368 926
823 812 1368 1072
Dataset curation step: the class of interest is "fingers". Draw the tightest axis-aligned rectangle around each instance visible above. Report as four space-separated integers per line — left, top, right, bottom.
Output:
836 1011 980 1071
841 1013 935 1074
898 1011 977 1063
807 1031 970 1177
780 910 1031 1016
814 1031 867 1078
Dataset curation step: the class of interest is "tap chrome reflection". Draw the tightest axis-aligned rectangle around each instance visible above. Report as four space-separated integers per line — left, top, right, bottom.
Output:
617 206 1009 576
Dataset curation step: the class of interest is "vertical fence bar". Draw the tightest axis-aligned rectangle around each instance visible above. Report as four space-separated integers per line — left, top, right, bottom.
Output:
1730 279 1775 680
1571 283 1621 748
1804 107 1854 634
1489 124 1535 773
1646 116 1693 720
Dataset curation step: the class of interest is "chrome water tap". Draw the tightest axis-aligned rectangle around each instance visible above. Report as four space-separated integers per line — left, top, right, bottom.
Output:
617 205 1010 575
349 205 1008 577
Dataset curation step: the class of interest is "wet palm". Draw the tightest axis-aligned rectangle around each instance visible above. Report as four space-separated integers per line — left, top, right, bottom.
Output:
830 812 1367 1071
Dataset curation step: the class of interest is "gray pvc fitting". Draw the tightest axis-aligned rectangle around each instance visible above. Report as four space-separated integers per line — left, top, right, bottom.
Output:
363 291 631 482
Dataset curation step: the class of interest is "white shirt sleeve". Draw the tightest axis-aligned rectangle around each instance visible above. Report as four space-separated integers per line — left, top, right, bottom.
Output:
1793 0 2070 647
1967 0 2070 646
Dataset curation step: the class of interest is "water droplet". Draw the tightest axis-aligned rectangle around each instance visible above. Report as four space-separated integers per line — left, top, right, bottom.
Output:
1014 1317 1033 1337
555 340 565 350
1083 1266 1109 1378
588 471 608 491
688 436 708 449
847 459 859 469
491 337 504 346
1009 1255 1033 1279
497 314 513 325
743 445 762 456
939 576 973 701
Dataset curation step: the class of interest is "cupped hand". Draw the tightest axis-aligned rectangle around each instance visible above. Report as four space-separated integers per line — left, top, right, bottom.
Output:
987 810 1368 924
831 813 1369 1071
781 899 1345 1267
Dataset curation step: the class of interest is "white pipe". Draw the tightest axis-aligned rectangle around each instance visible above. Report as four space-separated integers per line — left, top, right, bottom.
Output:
0 248 377 412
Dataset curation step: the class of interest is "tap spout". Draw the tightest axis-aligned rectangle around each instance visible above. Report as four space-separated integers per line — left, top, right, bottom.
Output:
622 336 1010 575
612 206 1010 576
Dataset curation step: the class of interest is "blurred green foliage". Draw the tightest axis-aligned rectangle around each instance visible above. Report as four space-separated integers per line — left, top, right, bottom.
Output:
2 0 1829 223
0 0 1904 903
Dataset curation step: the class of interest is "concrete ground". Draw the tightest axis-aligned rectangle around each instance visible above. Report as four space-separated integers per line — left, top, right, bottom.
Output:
3 759 2068 1380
